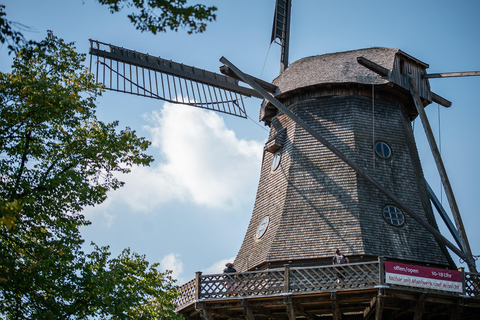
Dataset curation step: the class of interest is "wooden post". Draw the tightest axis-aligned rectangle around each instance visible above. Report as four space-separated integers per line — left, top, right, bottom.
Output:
459 267 466 296
284 264 290 293
374 296 384 320
378 257 385 286
330 292 342 320
195 271 202 300
413 293 426 320
284 295 296 320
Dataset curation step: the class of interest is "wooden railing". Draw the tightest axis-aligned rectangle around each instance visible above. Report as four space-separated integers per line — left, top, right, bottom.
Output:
174 260 380 310
466 272 480 297
174 261 480 311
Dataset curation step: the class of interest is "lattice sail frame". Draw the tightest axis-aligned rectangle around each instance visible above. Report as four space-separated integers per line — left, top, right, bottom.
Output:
89 40 258 118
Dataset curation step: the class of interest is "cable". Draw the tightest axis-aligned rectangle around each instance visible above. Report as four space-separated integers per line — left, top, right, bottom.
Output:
260 42 273 79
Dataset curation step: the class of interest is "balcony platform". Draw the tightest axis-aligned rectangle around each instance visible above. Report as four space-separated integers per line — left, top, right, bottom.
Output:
175 259 480 320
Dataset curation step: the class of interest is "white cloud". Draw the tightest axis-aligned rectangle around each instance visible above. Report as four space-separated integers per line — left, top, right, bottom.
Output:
90 102 263 216
160 253 184 283
202 257 236 275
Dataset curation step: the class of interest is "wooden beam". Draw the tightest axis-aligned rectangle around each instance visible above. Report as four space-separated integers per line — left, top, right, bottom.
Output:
239 300 256 320
409 77 477 272
330 292 342 320
450 303 462 320
423 71 480 79
431 91 452 108
220 56 473 271
357 56 390 77
363 296 377 320
219 65 279 94
374 296 384 320
427 182 463 248
413 293 426 320
284 296 296 320
292 301 315 320
195 303 214 320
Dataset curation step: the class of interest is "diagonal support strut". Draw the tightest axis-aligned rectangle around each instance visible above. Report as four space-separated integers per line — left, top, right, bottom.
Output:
409 77 476 272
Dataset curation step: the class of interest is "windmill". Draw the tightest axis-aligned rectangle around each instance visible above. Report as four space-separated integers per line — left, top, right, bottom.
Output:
89 0 480 318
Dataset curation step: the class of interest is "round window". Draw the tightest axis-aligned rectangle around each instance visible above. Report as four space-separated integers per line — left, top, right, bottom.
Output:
383 206 405 227
375 141 392 159
271 150 282 171
256 217 270 239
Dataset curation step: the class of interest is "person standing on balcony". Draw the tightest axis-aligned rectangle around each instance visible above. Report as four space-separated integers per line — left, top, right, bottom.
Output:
332 249 349 287
223 263 237 295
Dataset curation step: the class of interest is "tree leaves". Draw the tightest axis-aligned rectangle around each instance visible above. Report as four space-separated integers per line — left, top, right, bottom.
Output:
0 32 180 320
97 0 217 34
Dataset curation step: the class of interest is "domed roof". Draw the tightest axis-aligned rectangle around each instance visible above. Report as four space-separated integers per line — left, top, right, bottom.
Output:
273 47 402 94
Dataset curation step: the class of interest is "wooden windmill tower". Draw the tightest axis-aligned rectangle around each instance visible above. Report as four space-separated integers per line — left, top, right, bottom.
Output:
89 0 480 318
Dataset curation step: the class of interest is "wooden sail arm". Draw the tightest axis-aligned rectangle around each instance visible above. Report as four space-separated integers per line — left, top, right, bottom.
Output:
220 55 475 269
220 65 279 94
89 40 262 99
423 71 480 79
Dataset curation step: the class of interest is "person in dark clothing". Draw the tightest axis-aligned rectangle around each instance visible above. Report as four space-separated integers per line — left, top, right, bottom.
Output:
332 249 349 287
223 263 237 294
223 263 236 274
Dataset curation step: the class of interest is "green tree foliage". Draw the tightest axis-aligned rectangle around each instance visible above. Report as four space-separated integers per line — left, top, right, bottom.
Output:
97 0 217 34
0 32 182 319
0 1 217 53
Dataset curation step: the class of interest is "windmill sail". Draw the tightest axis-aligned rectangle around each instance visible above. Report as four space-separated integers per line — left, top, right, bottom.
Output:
89 40 261 118
271 0 291 73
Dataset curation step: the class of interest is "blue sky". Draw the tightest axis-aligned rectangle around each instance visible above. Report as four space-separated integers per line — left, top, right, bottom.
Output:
1 0 479 282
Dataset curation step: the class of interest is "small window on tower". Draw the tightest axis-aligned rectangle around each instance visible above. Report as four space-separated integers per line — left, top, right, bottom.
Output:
383 206 405 227
256 216 270 239
271 150 282 171
375 141 392 159
400 59 406 75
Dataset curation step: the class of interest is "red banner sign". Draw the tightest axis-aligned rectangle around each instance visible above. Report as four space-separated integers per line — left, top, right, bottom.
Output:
385 261 462 293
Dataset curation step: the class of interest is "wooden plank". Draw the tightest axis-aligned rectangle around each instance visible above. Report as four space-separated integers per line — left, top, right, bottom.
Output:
409 77 477 272
220 56 473 269
423 71 480 79
431 91 452 108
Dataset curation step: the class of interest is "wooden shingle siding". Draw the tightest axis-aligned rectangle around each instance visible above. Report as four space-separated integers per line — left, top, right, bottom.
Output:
235 94 451 272
235 48 451 273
